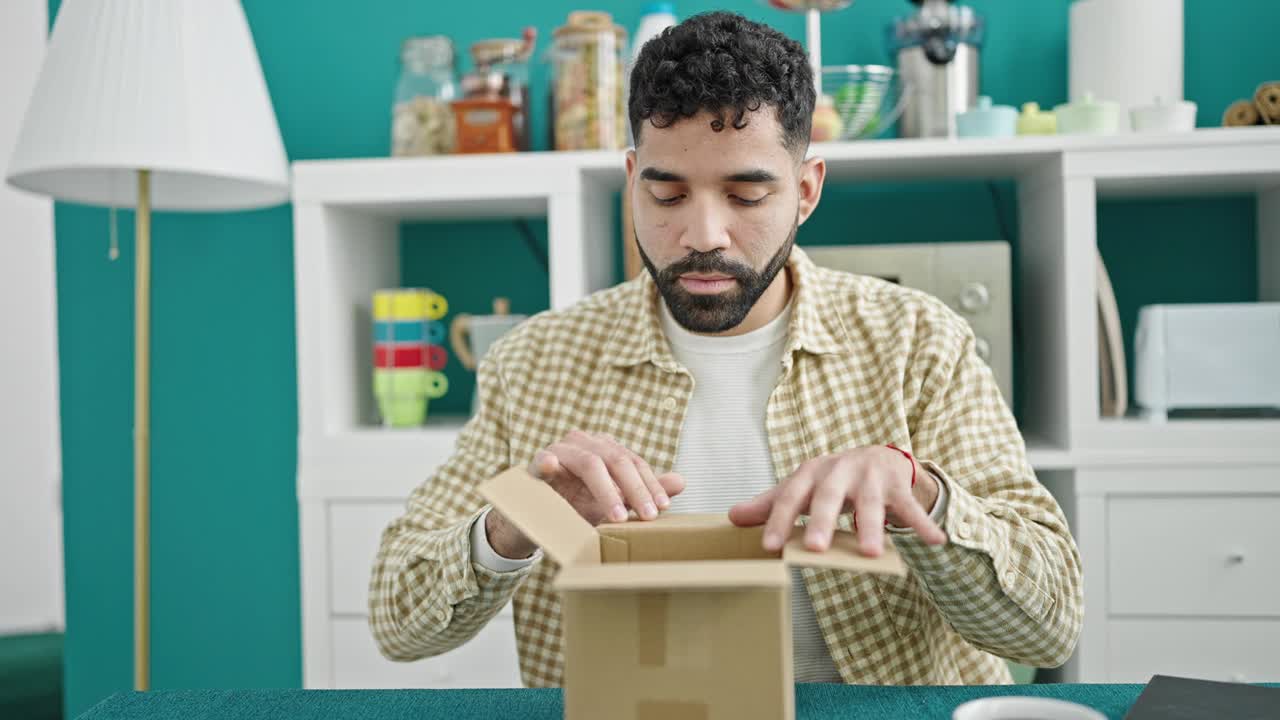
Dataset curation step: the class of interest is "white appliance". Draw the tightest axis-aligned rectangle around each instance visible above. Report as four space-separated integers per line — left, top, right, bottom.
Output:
803 241 1012 404
1069 0 1184 133
1134 303 1280 421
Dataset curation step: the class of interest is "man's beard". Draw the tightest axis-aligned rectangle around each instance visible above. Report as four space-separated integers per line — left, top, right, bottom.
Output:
636 222 796 334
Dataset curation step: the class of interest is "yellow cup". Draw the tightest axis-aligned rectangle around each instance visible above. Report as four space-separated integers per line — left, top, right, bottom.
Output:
373 288 449 321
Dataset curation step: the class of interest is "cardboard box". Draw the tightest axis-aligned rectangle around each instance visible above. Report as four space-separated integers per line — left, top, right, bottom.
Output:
480 468 907 720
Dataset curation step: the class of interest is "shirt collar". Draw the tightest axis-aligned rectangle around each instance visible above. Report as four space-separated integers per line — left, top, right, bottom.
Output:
603 245 853 370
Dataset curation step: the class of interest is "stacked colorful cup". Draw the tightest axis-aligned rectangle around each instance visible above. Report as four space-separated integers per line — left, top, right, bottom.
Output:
372 288 450 427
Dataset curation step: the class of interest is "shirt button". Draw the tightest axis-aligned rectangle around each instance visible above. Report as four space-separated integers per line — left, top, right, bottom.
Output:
663 396 678 411
1003 570 1017 587
955 521 972 540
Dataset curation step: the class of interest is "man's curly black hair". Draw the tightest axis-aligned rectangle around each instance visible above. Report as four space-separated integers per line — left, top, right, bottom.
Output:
629 11 815 156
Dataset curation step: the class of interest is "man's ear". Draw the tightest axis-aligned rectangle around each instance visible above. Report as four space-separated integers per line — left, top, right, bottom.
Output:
625 149 637 195
796 156 827 226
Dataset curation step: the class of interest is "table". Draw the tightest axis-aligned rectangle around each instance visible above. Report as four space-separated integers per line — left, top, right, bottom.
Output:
79 684 1148 719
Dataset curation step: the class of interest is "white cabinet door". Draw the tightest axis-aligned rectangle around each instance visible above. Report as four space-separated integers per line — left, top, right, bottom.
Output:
1107 619 1280 683
331 614 523 689
1108 495 1280 617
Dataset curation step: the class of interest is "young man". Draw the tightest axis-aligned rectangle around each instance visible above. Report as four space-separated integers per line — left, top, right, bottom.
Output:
369 12 1082 686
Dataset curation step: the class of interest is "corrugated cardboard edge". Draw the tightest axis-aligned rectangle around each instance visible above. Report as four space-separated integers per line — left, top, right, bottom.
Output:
598 513 732 532
782 527 906 577
477 467 600 566
556 560 789 592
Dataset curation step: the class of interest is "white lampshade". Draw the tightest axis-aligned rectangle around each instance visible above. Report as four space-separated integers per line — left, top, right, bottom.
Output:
5 0 289 210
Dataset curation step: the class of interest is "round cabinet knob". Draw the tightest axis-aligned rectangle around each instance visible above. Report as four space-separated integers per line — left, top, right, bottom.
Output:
1226 551 1246 565
975 337 992 361
958 283 991 314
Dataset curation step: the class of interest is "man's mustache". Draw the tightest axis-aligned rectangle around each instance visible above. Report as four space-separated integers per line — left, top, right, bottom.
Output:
662 252 755 282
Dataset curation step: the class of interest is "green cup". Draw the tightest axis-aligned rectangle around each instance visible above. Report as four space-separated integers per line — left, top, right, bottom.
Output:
374 369 449 427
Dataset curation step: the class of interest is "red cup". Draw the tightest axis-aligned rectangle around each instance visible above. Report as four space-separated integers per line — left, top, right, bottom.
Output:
374 344 448 370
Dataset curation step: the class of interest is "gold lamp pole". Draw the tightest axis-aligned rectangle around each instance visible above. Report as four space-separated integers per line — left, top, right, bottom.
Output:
132 168 152 690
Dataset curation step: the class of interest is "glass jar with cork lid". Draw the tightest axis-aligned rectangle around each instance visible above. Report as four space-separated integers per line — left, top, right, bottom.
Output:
548 11 628 151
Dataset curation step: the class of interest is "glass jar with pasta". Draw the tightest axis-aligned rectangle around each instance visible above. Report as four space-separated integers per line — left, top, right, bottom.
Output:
548 11 628 151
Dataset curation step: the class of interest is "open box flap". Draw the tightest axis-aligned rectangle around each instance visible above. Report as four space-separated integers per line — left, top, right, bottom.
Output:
782 527 907 577
478 467 600 566
556 560 789 592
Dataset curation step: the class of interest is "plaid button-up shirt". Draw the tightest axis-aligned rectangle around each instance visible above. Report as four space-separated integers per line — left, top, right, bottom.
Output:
369 246 1083 686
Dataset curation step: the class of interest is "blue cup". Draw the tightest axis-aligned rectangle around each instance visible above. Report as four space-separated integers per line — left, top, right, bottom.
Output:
374 320 434 344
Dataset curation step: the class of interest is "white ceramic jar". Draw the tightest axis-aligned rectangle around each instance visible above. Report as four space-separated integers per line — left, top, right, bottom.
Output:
1130 97 1198 132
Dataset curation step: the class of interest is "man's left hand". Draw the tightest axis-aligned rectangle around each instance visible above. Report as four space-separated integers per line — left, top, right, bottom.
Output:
728 446 948 557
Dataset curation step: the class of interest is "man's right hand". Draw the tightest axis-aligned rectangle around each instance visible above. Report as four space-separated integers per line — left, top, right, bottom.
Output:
484 430 685 560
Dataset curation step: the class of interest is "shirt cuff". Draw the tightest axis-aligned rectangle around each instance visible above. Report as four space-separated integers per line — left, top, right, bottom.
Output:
470 506 542 573
886 465 950 534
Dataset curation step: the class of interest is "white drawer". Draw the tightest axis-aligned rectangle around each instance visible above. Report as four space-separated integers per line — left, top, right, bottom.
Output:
331 614 523 688
1108 495 1280 616
330 502 405 615
1107 618 1280 683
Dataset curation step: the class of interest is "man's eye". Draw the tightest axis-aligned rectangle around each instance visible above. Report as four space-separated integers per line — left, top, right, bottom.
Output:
733 195 766 207
652 194 684 206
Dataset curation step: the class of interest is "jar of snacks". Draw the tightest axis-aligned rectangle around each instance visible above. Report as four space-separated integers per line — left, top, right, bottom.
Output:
391 35 458 156
549 11 628 151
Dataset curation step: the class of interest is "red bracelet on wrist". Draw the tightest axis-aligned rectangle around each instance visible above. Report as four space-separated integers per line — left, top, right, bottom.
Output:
885 443 917 488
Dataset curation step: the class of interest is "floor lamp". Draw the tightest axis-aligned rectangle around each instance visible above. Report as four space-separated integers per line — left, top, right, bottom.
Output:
5 0 289 690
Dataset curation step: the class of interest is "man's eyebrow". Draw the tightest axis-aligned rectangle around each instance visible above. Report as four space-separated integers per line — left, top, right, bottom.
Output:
639 167 684 182
724 169 779 183
639 167 780 183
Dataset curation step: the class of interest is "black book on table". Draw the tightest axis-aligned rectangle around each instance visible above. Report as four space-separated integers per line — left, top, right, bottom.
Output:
1124 675 1280 720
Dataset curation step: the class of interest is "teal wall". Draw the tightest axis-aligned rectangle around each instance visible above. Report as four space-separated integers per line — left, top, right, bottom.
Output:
51 0 1275 716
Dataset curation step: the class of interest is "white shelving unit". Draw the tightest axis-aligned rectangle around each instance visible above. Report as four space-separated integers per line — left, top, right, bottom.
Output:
293 128 1280 689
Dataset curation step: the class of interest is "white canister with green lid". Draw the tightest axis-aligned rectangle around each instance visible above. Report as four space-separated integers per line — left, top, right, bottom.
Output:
1054 92 1121 134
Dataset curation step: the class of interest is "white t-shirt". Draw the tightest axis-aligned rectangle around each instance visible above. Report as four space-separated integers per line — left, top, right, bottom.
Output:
656 297 842 682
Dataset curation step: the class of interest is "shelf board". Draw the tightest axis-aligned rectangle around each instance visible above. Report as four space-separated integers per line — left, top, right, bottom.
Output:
297 417 1278 500
1077 417 1280 466
291 128 1280 215
298 417 468 500
812 127 1280 188
302 416 469 458
292 154 566 219
300 421 1075 499
1025 436 1072 471
813 136 1056 182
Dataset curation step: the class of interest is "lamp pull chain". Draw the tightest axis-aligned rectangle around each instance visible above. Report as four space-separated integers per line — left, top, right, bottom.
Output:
109 205 120 261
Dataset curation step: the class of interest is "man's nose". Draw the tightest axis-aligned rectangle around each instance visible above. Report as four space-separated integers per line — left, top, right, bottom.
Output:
680 199 732 254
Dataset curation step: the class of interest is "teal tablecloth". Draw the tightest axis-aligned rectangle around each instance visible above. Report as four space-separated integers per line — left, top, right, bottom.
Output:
79 684 1148 720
